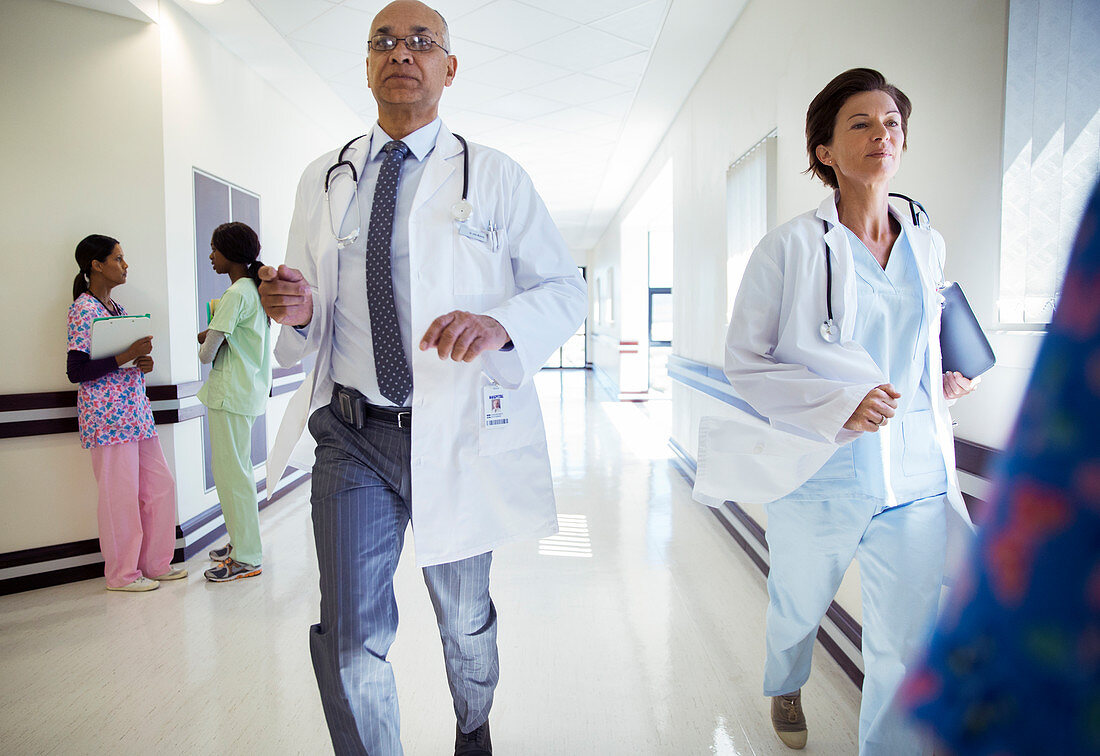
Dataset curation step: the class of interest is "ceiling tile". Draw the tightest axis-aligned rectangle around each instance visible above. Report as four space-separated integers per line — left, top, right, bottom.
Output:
330 81 377 113
520 25 646 70
583 90 635 117
450 36 509 69
530 106 619 133
587 50 648 87
290 39 366 77
336 1 500 34
291 4 374 54
469 90 567 120
441 109 520 137
460 53 572 90
328 63 369 89
516 0 646 25
444 77 512 110
591 0 668 47
249 0 338 36
526 72 630 105
454 0 577 52
432 0 500 19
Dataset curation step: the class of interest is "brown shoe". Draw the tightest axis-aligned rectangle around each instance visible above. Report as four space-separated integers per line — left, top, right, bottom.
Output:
771 690 807 749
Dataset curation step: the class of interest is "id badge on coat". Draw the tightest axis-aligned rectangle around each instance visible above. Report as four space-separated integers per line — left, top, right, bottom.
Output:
483 384 510 428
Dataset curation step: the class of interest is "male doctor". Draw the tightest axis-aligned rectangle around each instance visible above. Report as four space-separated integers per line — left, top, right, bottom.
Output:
258 2 586 754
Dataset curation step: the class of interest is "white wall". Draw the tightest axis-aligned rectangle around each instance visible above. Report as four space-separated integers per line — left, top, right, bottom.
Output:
590 0 1020 619
0 0 357 554
0 0 166 551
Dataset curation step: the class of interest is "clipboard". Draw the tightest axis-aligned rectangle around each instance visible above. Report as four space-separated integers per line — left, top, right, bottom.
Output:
89 314 153 361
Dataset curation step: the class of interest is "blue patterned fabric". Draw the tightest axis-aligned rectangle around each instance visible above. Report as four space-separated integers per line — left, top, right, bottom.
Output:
902 181 1100 754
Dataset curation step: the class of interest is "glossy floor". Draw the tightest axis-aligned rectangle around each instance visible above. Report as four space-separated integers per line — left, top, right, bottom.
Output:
0 371 860 754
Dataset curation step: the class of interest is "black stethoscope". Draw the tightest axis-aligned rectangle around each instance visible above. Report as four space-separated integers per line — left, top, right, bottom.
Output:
820 192 929 343
324 132 471 249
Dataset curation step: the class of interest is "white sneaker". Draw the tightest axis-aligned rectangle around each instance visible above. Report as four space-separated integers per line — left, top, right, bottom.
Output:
151 567 188 581
107 576 160 592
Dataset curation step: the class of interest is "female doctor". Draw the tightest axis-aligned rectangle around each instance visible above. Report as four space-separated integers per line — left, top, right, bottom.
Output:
722 69 977 754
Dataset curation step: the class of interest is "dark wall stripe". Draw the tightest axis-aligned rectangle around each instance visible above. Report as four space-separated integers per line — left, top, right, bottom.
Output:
0 418 80 439
954 438 1000 478
0 538 101 570
1 564 106 596
0 390 78 412
0 473 310 595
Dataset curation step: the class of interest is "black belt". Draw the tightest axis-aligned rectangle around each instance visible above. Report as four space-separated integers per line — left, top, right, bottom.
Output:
332 384 411 429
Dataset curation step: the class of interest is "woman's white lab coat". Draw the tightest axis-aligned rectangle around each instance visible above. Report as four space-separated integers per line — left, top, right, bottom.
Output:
267 124 587 567
694 193 972 567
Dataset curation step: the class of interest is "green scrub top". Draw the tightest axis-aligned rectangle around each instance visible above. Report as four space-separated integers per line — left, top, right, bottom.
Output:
197 277 272 417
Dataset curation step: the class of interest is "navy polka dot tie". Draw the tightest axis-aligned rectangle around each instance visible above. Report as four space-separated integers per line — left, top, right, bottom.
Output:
365 140 413 406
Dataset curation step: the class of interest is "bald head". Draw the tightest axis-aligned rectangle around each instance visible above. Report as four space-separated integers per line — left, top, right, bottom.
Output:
373 0 450 51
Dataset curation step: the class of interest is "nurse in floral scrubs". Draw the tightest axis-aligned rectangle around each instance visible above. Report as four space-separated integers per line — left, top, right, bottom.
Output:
66 234 187 592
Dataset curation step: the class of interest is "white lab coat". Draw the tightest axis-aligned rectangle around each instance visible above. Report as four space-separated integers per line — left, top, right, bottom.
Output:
267 124 587 567
693 192 972 567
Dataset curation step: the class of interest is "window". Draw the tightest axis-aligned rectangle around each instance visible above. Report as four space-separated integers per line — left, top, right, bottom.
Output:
726 131 777 318
999 0 1100 324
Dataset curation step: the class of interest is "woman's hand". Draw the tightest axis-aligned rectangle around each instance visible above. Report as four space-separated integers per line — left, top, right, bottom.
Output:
197 329 208 344
844 383 901 433
943 371 979 400
117 336 153 367
133 355 154 373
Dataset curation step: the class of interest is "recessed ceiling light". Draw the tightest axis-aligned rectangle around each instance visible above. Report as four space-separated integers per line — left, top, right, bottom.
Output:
188 0 225 5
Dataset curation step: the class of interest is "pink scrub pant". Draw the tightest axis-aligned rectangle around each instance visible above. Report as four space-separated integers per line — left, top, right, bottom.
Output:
88 436 177 587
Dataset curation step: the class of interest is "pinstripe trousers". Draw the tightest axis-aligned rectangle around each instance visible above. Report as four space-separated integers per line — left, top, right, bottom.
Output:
308 403 499 756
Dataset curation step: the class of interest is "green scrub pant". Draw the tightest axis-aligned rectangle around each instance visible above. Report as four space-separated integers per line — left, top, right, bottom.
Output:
209 408 262 566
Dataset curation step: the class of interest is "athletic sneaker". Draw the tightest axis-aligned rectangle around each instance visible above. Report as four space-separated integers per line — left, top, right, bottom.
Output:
208 543 233 562
204 557 261 582
151 567 188 581
107 576 160 592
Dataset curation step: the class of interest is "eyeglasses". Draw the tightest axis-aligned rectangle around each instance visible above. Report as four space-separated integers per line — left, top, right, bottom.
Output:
369 34 449 54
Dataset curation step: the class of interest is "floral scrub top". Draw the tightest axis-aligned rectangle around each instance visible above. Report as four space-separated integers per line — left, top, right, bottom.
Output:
66 293 157 449
900 181 1100 754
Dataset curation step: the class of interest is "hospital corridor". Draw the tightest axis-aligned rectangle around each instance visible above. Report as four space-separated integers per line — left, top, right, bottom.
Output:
3 0 1098 753
1 372 862 754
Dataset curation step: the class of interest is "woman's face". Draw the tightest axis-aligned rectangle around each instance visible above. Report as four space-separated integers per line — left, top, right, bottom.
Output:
816 89 905 189
93 244 128 286
210 245 231 275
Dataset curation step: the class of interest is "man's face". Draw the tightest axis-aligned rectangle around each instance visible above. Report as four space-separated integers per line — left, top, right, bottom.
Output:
366 1 456 116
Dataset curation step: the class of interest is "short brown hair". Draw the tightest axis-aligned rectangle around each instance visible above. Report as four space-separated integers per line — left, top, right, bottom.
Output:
805 68 912 189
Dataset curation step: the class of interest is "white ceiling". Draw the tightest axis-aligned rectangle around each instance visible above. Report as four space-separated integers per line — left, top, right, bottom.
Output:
61 0 748 250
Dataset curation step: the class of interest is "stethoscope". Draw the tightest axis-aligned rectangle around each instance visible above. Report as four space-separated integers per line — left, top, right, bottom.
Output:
324 132 472 249
819 192 929 343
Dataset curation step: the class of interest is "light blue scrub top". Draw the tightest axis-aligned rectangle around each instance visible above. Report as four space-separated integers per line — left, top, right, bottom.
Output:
787 225 948 508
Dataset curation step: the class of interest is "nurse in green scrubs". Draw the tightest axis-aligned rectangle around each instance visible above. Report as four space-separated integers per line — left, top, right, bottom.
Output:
198 222 272 582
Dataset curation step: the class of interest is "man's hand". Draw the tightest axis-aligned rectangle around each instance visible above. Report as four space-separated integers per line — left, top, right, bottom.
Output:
943 371 979 400
844 383 901 433
420 311 510 362
258 264 313 327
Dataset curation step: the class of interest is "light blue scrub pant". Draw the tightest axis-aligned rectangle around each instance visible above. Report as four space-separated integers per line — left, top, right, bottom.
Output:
307 403 499 756
764 493 946 756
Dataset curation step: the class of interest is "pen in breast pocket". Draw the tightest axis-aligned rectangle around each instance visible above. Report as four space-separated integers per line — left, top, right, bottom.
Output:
487 219 498 251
